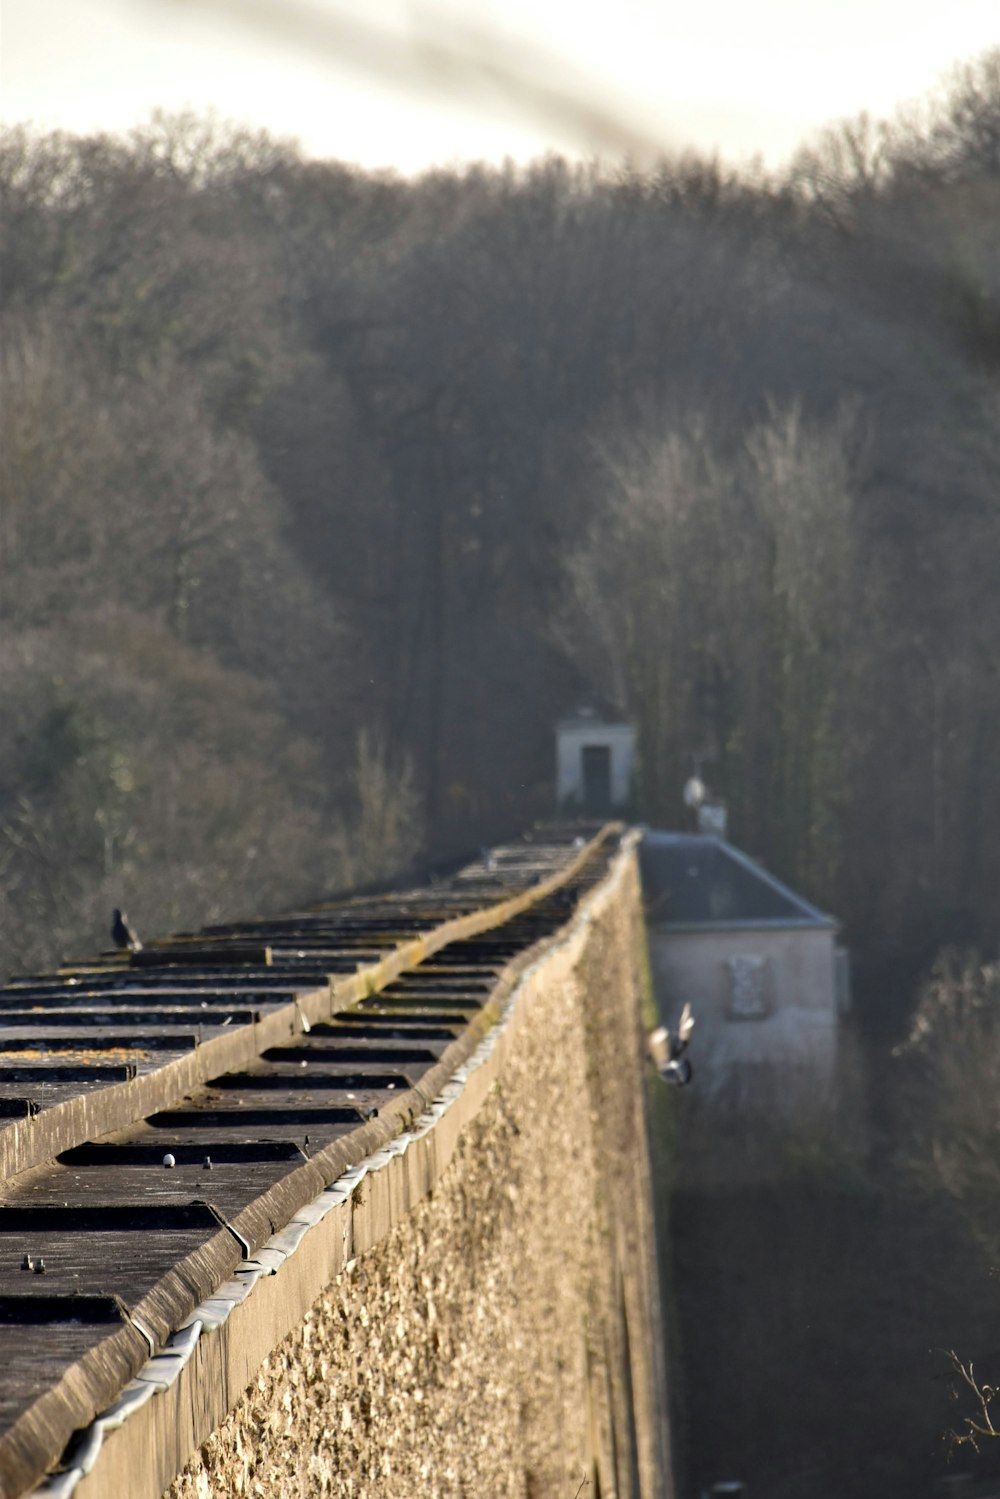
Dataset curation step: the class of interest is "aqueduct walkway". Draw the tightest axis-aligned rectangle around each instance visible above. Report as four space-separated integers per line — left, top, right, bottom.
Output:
0 826 670 1499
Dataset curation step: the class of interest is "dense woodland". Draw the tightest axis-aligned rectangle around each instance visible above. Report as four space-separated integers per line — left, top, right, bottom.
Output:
2 49 1000 1499
1 50 998 1010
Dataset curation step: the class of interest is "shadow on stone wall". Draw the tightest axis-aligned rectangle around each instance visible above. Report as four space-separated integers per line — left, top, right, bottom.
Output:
655 1014 1000 1499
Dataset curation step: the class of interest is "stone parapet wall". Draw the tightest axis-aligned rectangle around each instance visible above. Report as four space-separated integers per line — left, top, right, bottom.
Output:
75 844 669 1499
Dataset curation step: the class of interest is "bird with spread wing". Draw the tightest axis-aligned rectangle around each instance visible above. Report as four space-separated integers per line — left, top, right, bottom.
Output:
648 1002 695 1086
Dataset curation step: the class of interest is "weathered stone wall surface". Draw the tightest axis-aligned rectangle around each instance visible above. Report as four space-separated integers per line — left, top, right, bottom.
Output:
163 846 670 1499
648 925 839 1110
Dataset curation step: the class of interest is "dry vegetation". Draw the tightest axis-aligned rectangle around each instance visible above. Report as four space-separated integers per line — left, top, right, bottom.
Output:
1 53 998 1003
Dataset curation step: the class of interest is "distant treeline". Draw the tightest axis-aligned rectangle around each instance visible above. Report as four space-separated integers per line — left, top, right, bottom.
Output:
1 49 998 1011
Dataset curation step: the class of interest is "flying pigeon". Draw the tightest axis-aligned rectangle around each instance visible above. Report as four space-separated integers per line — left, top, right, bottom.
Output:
648 1002 695 1086
111 907 142 952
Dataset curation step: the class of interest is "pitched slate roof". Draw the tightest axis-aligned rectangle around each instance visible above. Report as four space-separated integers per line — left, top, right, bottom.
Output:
639 831 837 931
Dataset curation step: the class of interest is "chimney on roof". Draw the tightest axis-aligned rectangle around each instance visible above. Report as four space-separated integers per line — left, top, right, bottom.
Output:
697 801 728 838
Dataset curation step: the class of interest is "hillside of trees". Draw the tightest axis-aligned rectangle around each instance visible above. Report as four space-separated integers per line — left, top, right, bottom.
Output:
1 50 998 1003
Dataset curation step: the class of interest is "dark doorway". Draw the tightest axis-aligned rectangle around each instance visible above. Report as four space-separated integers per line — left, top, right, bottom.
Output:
582 744 612 815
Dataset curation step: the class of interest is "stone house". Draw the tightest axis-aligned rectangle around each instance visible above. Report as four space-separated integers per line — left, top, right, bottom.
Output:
640 830 847 1121
555 707 636 816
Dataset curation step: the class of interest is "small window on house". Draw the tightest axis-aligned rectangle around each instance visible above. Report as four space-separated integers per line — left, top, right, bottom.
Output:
726 954 771 1020
834 946 851 1013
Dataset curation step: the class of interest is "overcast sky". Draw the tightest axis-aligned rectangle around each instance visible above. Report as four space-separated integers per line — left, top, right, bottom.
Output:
2 0 997 172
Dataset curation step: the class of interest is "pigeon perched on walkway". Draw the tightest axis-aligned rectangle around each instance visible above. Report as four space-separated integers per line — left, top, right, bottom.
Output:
111 907 142 952
648 1002 695 1086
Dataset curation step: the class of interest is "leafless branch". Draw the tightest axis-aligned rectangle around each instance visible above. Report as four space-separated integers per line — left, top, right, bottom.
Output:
944 1349 1000 1451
